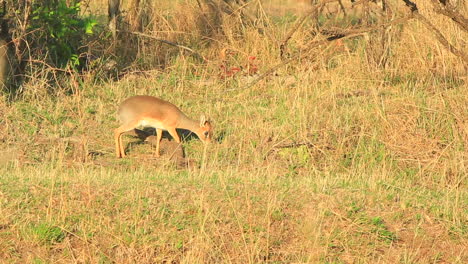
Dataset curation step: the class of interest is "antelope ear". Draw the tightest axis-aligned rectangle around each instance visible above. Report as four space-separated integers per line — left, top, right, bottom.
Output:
200 115 206 127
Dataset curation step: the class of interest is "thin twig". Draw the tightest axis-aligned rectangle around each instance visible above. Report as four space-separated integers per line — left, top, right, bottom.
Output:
279 0 340 59
117 30 208 62
25 59 69 72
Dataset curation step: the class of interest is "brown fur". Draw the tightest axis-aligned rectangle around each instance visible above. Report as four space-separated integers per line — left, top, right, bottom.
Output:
114 95 212 158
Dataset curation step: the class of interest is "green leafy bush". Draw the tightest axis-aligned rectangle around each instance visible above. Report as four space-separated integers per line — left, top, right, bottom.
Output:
30 0 97 67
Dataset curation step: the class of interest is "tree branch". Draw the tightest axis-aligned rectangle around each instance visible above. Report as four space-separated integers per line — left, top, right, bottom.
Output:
248 15 412 90
402 0 467 64
430 0 468 32
279 1 335 59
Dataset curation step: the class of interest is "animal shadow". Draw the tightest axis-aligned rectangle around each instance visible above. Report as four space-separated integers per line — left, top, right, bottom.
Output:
124 128 186 159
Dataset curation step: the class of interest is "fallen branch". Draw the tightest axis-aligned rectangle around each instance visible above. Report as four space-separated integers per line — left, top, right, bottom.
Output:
320 15 410 40
267 141 332 158
274 142 316 149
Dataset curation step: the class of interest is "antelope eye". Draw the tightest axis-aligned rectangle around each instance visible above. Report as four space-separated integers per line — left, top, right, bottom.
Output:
204 131 209 137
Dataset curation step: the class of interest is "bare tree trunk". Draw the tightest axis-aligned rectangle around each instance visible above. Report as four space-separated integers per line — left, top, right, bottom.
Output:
129 0 141 32
0 1 12 92
108 0 120 40
129 0 153 33
0 40 10 91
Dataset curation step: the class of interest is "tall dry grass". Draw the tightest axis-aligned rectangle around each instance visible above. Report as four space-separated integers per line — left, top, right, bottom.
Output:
0 0 466 263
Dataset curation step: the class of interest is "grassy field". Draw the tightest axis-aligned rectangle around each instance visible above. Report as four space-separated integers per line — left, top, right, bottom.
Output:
0 0 467 263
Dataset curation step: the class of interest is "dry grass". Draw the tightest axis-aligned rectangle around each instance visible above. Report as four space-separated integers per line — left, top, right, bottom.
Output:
0 0 467 263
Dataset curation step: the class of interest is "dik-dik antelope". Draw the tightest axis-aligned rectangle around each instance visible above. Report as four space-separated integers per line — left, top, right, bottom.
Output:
114 95 213 158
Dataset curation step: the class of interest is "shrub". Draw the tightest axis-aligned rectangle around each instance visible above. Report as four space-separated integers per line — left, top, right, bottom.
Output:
30 0 97 68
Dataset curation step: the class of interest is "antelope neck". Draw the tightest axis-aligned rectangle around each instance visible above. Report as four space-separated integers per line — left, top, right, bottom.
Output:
178 114 199 131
